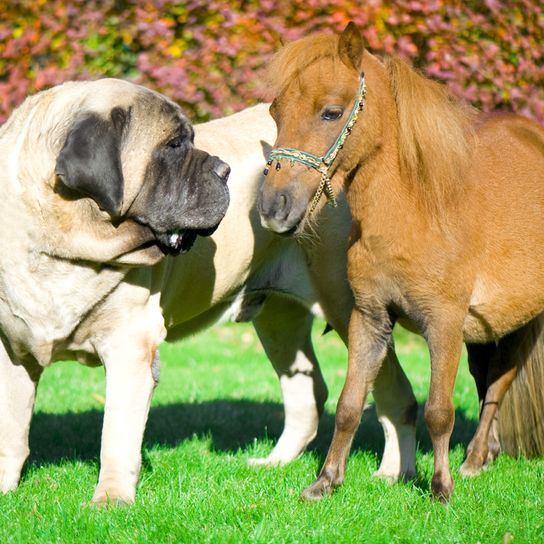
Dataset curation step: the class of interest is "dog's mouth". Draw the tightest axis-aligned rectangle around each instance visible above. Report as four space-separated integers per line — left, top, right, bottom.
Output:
155 226 218 256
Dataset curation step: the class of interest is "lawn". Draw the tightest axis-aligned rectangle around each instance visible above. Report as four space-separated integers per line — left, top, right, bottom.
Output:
0 321 542 543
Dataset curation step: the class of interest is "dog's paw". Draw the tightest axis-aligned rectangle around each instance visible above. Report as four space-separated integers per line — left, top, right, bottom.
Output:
91 484 134 507
372 467 416 483
247 456 285 467
0 470 19 494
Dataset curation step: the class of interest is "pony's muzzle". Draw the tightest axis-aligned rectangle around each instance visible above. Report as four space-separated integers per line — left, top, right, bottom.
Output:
259 191 292 233
258 187 299 234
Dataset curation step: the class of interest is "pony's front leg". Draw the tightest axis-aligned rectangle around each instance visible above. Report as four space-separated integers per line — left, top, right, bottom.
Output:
92 337 160 505
425 321 464 501
302 306 392 500
250 295 327 465
0 344 41 493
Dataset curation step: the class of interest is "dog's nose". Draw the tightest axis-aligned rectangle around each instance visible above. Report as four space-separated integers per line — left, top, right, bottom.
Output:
213 160 231 183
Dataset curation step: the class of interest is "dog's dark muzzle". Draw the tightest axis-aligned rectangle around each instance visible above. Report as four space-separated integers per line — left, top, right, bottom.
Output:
211 159 231 184
167 153 230 231
130 149 231 257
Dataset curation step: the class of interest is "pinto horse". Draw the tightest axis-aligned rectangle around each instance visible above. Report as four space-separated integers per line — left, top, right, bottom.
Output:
259 22 544 501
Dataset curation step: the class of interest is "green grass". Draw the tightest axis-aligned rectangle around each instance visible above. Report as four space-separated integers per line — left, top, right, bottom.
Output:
1 322 543 543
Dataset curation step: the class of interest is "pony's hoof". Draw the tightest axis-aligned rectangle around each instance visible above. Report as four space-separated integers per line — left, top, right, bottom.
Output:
431 474 453 503
300 477 334 501
459 460 485 478
460 447 490 477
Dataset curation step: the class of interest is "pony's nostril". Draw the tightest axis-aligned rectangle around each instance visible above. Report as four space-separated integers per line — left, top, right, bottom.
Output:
213 161 231 182
274 192 291 219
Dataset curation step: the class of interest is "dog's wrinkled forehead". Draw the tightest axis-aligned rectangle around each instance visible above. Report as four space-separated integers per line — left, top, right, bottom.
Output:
74 80 193 145
130 88 194 145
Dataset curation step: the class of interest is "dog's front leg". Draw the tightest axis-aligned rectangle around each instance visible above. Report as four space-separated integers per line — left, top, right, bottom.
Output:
250 295 327 465
92 335 160 506
0 342 42 493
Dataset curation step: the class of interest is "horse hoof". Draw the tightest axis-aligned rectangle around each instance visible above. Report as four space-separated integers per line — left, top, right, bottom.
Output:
431 474 453 503
459 460 484 478
301 478 334 501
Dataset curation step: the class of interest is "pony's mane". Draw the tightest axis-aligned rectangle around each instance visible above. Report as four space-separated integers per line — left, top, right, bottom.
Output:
268 34 476 219
384 56 476 217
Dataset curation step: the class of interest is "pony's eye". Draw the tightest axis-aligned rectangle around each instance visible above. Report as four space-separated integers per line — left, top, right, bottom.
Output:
321 106 344 121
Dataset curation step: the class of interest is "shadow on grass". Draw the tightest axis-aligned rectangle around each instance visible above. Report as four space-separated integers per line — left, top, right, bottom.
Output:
27 400 477 470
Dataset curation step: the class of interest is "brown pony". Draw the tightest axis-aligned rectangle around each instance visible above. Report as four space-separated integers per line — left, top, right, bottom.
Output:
259 22 544 501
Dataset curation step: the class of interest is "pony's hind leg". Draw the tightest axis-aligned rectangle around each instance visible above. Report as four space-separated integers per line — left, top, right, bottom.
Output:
302 306 393 501
249 295 328 466
461 339 517 476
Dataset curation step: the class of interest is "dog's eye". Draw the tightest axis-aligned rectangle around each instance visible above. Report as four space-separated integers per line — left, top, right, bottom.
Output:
320 106 344 121
167 137 184 149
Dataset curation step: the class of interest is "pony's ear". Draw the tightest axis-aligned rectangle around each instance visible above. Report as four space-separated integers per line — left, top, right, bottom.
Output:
338 22 365 71
55 110 127 215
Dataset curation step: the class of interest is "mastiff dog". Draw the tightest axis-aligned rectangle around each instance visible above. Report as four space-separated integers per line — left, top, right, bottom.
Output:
0 78 230 504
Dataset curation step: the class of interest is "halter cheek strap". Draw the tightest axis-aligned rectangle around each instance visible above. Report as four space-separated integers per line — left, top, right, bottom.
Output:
264 74 366 214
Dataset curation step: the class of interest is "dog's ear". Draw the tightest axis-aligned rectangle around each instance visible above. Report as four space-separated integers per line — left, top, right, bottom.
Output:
55 107 130 215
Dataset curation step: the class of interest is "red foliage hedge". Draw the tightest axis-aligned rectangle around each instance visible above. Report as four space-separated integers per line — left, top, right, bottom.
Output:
0 0 543 124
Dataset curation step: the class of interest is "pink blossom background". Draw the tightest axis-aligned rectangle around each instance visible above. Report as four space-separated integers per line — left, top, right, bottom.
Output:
0 0 542 124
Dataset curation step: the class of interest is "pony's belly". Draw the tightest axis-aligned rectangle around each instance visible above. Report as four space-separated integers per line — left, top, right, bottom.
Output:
463 311 507 343
464 282 544 344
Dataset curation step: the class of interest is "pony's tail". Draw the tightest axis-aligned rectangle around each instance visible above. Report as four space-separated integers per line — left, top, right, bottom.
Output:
498 314 544 457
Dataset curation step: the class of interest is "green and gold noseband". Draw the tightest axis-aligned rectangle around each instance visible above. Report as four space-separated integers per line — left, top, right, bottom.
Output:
264 74 367 214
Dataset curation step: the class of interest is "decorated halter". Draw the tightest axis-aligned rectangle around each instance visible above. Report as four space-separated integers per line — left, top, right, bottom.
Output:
264 74 367 214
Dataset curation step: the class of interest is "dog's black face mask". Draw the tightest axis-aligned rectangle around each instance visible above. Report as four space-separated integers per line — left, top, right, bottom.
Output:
55 106 230 256
129 121 230 255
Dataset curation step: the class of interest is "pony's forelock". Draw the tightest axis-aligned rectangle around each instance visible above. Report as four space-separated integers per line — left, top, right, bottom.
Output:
266 33 340 94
